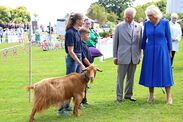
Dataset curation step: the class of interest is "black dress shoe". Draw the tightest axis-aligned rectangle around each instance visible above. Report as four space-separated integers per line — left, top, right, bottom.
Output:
124 97 136 101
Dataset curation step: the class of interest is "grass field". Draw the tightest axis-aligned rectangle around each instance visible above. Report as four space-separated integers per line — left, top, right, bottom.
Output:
0 40 183 122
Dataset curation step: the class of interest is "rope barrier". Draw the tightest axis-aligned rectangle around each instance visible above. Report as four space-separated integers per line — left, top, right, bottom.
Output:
0 43 25 52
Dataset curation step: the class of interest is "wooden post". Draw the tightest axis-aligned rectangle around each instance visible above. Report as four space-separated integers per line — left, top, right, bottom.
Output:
28 22 32 102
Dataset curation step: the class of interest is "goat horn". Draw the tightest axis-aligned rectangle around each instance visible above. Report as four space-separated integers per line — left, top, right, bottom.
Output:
96 68 102 72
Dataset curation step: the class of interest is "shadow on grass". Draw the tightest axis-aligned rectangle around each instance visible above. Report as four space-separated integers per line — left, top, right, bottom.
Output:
32 98 172 122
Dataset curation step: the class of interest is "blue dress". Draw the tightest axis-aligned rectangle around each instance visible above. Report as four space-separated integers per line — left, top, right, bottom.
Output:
139 19 174 87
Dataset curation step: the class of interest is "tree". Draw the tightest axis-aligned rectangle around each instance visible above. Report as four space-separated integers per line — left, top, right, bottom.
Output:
156 0 167 15
97 0 135 17
134 0 167 22
0 6 11 25
135 5 146 22
10 6 30 24
107 12 118 23
87 3 107 26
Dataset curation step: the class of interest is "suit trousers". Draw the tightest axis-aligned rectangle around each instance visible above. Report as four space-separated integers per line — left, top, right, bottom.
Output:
116 62 137 101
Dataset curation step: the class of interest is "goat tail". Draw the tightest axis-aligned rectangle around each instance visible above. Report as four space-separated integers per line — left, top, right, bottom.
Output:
26 85 34 91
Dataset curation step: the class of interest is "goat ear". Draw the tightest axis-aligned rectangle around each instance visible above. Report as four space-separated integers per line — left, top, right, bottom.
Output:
96 68 102 72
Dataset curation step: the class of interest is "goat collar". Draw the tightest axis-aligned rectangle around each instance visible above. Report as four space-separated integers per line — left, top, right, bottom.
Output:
82 71 89 82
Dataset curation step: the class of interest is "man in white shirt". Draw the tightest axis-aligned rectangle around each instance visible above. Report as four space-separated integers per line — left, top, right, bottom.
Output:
169 13 182 66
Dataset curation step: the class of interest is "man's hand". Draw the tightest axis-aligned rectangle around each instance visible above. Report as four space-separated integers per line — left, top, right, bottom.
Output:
113 58 118 65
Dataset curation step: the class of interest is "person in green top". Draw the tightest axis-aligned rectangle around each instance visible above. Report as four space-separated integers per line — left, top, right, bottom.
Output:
83 18 103 58
83 19 99 47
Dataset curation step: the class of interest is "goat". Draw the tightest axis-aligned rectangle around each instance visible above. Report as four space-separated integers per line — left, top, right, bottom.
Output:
27 65 102 122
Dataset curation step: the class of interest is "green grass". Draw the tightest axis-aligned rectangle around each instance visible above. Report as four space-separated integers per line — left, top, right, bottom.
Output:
0 40 183 122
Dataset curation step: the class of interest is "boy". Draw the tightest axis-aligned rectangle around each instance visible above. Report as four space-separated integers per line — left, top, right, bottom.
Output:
79 27 94 105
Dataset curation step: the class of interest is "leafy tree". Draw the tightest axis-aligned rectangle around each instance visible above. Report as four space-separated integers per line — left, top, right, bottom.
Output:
0 6 31 25
11 6 30 24
156 0 167 15
0 6 11 24
97 0 135 17
135 6 146 22
107 12 118 23
87 3 107 26
134 0 167 22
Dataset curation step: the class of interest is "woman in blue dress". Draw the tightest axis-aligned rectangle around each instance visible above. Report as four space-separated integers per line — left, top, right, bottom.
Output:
139 5 173 104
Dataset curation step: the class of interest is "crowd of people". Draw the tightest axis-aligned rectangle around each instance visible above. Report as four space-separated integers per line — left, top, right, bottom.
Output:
0 26 24 44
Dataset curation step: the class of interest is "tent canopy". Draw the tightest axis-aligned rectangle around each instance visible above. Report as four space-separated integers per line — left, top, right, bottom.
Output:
166 0 183 13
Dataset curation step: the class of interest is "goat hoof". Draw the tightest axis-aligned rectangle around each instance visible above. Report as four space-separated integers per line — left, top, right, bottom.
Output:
76 113 80 117
74 113 80 117
29 118 34 122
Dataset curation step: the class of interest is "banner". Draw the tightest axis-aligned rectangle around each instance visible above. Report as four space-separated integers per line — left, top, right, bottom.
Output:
97 37 113 60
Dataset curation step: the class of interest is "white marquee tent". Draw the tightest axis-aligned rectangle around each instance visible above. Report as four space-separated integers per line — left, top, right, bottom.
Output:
166 0 183 13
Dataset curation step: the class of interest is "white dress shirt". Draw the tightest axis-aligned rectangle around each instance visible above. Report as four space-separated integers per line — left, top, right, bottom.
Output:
169 21 182 51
